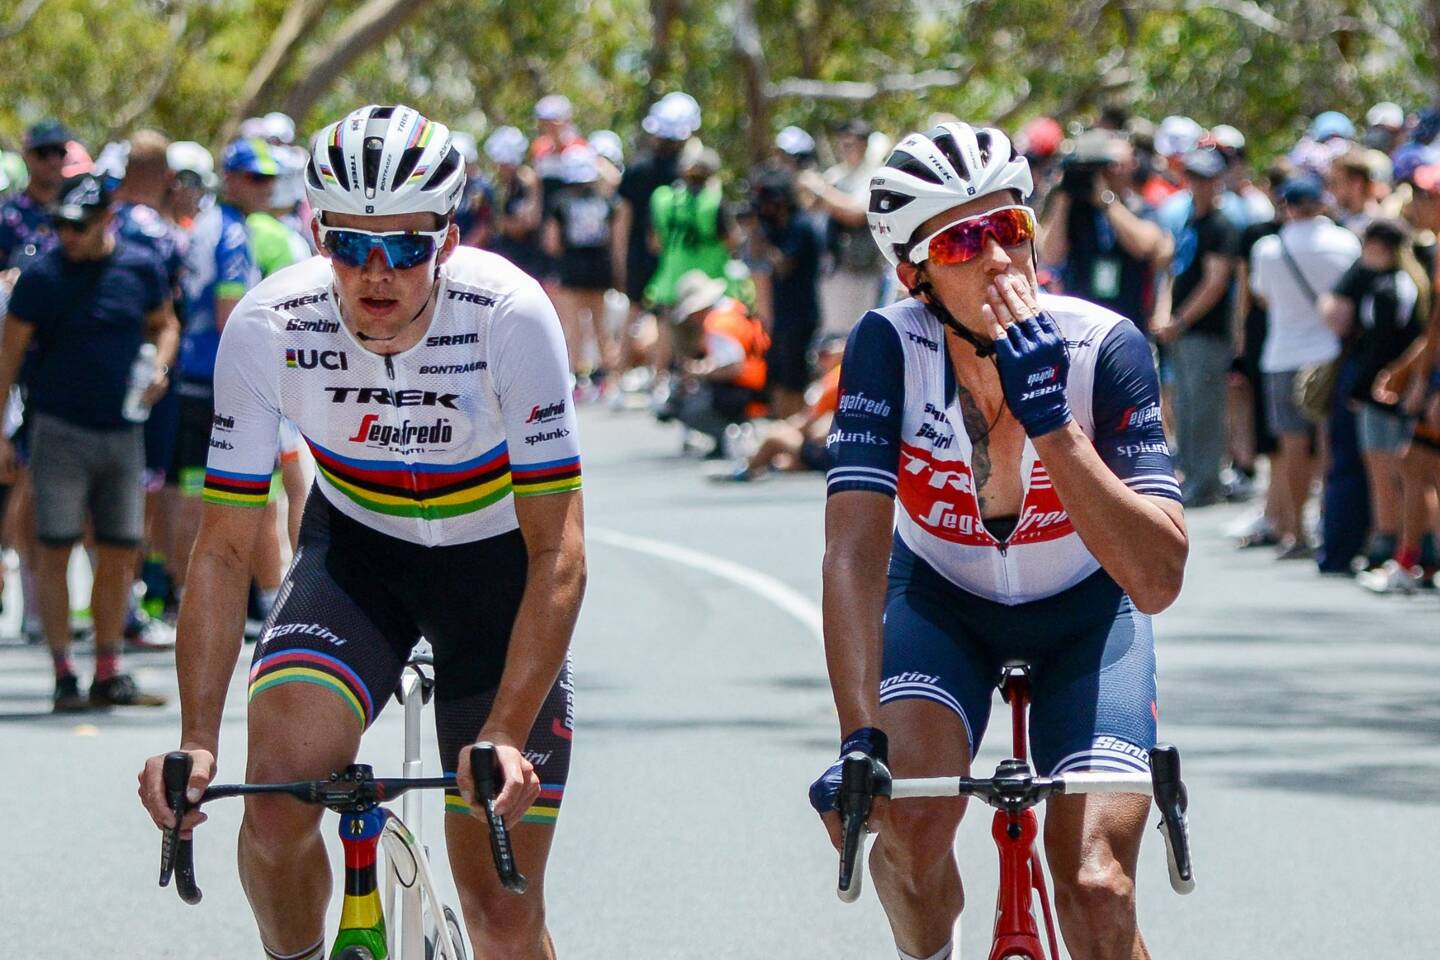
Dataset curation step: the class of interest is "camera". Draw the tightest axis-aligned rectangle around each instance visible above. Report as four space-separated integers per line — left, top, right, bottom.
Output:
1059 129 1117 201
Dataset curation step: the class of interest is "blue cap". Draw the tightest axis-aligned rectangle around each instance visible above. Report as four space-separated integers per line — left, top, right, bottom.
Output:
1181 148 1226 180
1280 174 1325 205
1309 111 1356 142
222 137 280 176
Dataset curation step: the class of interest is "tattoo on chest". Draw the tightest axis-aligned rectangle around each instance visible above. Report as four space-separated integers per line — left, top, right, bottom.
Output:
954 381 995 511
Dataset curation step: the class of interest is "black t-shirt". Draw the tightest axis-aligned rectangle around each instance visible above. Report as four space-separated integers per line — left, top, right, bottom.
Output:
1062 196 1156 329
550 188 616 291
766 212 822 332
1332 262 1422 407
1173 208 1239 338
1238 219 1281 360
618 149 679 269
487 176 543 278
8 239 166 430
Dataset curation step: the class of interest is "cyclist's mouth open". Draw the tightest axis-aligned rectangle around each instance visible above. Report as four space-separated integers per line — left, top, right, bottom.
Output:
359 296 399 317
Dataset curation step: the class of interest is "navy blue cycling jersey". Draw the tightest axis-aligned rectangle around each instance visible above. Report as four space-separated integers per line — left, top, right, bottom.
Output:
827 293 1180 604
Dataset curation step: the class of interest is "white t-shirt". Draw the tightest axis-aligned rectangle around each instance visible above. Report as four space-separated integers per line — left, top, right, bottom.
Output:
1249 217 1361 373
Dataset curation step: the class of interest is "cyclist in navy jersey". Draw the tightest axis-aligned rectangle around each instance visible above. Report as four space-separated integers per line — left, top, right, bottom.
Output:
810 123 1188 960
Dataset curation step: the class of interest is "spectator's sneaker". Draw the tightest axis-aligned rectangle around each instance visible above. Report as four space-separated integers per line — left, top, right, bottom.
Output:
1221 468 1256 503
1356 560 1421 595
1275 537 1313 561
53 674 88 713
1227 512 1278 549
88 673 167 708
126 620 176 652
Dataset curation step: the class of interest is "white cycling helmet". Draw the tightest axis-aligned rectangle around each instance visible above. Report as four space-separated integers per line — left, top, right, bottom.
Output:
304 104 466 220
866 122 1033 267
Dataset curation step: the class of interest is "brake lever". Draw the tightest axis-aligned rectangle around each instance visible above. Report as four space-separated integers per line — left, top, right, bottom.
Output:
837 752 875 903
1150 743 1195 895
160 751 202 905
469 743 529 895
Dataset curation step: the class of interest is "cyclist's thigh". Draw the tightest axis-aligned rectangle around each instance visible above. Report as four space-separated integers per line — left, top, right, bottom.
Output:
247 500 417 778
1027 577 1157 780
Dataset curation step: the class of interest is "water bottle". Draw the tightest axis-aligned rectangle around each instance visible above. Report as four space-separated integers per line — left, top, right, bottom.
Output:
122 343 158 423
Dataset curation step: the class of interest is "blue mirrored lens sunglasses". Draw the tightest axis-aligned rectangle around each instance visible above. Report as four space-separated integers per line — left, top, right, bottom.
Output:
317 225 449 270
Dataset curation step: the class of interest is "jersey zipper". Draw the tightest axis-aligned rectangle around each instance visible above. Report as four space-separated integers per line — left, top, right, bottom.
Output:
384 355 395 381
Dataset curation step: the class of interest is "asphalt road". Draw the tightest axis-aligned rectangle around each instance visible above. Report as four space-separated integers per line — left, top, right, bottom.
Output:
1 405 1436 958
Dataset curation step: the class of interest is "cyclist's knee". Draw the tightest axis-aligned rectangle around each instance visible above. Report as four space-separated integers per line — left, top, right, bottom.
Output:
871 799 965 879
240 793 324 857
459 887 547 947
1050 855 1137 939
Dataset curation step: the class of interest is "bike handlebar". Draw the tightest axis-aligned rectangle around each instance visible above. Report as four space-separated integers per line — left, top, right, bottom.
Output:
835 743 1196 901
158 743 527 903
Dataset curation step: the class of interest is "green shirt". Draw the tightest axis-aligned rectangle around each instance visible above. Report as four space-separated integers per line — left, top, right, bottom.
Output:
246 212 305 278
645 182 729 307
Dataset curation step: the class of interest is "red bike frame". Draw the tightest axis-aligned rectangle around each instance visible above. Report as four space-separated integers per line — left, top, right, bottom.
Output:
988 668 1061 960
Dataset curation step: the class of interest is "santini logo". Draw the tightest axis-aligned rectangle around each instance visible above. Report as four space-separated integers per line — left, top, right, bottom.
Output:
285 317 341 333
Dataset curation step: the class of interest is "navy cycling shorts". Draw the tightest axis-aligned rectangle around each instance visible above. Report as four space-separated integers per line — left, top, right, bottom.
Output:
880 534 1157 776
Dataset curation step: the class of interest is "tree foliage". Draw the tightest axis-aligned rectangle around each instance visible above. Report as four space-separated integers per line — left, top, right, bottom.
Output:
2 0 1437 167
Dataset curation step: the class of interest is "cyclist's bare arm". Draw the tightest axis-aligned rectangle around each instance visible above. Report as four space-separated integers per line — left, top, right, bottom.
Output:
459 489 586 821
821 491 893 736
1030 426 1188 614
139 501 267 830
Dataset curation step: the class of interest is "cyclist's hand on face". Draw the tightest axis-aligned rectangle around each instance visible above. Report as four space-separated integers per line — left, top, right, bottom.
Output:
457 736 539 828
809 728 891 851
138 748 215 837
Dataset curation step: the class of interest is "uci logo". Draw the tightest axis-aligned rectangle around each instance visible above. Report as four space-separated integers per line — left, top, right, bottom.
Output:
286 348 348 371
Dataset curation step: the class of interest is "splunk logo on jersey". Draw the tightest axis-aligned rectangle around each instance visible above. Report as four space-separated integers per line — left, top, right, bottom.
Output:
425 332 480 347
263 622 347 647
347 414 453 448
285 348 348 370
525 400 566 424
827 428 888 447
837 391 892 419
271 292 330 311
1114 403 1162 432
446 290 497 306
524 427 570 446
914 422 954 450
285 317 341 334
905 331 940 352
419 361 486 375
1114 439 1170 459
325 387 460 409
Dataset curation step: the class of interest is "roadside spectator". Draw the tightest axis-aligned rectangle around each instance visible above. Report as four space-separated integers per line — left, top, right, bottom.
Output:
0 173 177 709
647 141 732 314
165 141 216 229
749 169 822 418
721 335 843 482
670 269 769 456
483 126 544 279
1322 218 1426 571
531 94 584 218
0 120 72 273
1153 148 1238 506
1364 102 1406 154
1249 173 1361 559
1144 115 1203 207
1039 127 1169 332
774 126 817 173
543 144 618 383
1210 124 1275 226
451 131 495 248
1329 149 1382 233
798 120 886 337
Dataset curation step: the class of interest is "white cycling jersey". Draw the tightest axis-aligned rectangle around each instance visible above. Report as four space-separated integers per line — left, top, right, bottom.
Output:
826 294 1180 604
203 246 581 546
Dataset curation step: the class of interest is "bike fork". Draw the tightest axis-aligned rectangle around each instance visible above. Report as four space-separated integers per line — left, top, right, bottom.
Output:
333 808 389 959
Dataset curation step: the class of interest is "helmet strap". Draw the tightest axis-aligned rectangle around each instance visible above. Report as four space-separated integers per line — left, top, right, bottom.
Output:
907 275 996 359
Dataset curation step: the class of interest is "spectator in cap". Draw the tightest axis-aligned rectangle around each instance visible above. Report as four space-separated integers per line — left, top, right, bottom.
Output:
0 120 75 274
589 130 625 173
0 171 178 709
484 126 544 279
1153 148 1240 507
1310 110 1357 144
797 119 886 337
1017 116 1064 208
1039 127 1170 333
449 131 495 248
774 125 817 171
1209 124 1274 227
531 94 585 238
616 93 700 375
669 268 770 457
1248 173 1361 560
1145 115 1204 207
543 144 619 384
1365 102 1406 153
1329 148 1383 234
165 140 216 228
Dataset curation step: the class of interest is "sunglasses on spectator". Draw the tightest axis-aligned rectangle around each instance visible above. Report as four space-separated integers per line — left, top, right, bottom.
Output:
30 145 67 160
317 224 449 270
906 205 1037 267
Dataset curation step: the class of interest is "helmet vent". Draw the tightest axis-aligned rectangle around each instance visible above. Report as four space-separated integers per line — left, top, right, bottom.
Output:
362 136 384 194
930 131 970 181
391 146 424 186
421 147 462 192
328 144 350 190
885 150 943 185
869 188 915 214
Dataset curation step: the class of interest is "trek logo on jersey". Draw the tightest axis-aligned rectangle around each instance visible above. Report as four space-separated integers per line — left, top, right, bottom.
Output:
525 427 570 446
211 413 236 432
347 414 453 448
525 400 566 424
419 361 486 375
324 387 460 409
285 349 348 370
827 428 889 447
838 391 892 419
425 333 480 347
271 292 330 311
1114 439 1170 459
446 290 497 306
264 622 347 646
914 422 954 449
905 331 940 352
285 317 341 334
901 451 973 493
1115 403 1162 432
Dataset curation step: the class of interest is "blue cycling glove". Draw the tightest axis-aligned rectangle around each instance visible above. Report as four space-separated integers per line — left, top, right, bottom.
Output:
809 727 892 814
993 313 1072 438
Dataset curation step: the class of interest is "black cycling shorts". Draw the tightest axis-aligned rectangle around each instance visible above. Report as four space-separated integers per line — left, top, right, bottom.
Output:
247 490 573 826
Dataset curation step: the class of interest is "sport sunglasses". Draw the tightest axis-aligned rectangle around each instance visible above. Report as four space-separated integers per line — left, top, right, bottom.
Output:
317 224 449 270
906 205 1037 266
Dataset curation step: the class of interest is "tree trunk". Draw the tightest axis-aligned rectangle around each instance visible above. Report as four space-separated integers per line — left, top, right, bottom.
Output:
648 0 682 100
733 0 770 166
225 0 332 140
278 0 439 124
0 0 44 41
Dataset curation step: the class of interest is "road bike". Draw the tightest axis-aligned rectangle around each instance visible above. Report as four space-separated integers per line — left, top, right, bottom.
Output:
158 654 524 960
834 663 1195 960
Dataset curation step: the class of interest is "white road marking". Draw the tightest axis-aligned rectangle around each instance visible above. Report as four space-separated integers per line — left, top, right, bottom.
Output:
589 527 823 641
